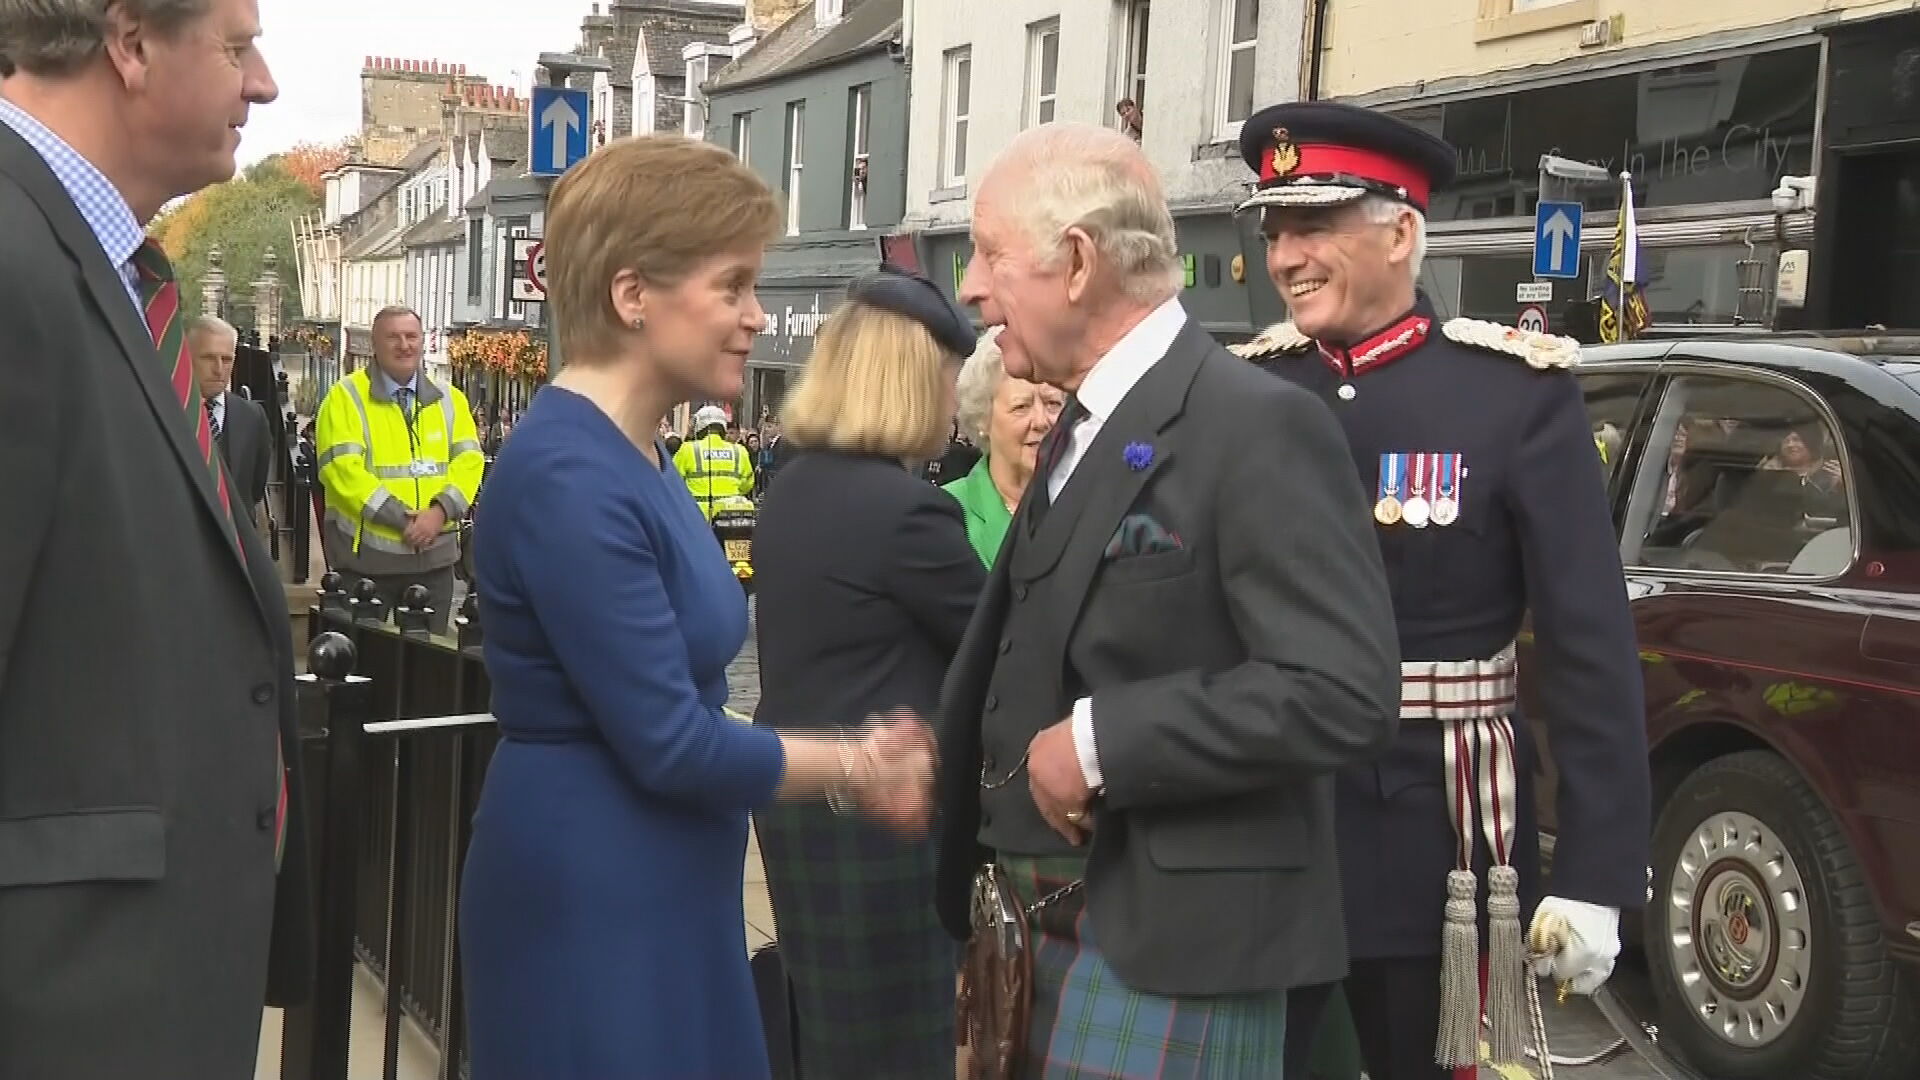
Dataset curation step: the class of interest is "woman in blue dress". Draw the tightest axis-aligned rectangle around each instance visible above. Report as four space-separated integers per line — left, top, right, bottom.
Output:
458 135 936 1080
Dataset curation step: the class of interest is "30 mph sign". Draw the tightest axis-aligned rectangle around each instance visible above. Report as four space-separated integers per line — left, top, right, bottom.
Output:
511 238 546 302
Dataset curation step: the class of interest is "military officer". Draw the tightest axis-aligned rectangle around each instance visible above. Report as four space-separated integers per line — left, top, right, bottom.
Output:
1230 101 1652 1080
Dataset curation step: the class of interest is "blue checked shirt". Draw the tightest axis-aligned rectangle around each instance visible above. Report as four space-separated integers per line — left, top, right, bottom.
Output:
0 95 147 316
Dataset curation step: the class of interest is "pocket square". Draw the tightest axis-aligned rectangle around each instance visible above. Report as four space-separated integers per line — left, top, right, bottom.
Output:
1105 514 1184 559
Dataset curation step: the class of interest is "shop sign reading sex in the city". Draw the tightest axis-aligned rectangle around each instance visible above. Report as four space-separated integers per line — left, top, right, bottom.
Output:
1393 44 1819 221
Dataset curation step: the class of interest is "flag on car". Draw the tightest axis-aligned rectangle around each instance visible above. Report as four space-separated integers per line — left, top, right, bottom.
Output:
1599 172 1651 343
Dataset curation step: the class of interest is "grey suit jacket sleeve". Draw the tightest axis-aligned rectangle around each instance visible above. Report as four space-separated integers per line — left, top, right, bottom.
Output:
0 233 59 690
1094 380 1402 809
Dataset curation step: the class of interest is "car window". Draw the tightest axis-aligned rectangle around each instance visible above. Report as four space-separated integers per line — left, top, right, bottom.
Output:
1578 372 1652 490
1627 374 1852 576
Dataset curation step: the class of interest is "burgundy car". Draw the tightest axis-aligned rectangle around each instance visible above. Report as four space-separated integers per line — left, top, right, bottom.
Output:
1521 333 1920 1080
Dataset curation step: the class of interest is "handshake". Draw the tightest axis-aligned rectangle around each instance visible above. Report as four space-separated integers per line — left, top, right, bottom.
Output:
819 708 938 833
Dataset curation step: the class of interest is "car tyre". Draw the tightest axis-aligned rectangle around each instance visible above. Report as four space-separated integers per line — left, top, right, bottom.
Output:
1647 750 1920 1079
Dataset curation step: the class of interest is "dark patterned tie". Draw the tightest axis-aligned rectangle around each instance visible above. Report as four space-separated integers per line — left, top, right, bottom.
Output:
131 240 286 870
1028 394 1085 532
206 396 223 441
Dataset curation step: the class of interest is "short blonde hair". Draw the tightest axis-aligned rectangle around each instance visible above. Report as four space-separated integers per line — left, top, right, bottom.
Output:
954 328 1005 443
544 136 781 363
781 303 958 461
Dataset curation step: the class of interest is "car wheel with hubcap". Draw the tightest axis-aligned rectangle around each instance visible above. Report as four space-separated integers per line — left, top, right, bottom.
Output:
1647 750 1920 1079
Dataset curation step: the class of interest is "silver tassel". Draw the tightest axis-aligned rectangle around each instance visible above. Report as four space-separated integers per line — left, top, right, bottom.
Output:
1436 869 1481 1070
1485 865 1529 1065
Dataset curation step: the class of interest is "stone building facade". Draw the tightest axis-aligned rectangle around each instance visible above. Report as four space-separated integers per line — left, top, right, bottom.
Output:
359 55 523 166
570 1 745 144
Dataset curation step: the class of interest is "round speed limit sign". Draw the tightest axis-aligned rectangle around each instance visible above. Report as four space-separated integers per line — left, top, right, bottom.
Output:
1516 304 1549 334
526 242 548 294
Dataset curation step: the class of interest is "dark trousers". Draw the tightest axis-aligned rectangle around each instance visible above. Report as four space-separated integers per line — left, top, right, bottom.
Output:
1344 956 1459 1080
336 565 457 633
1288 959 1460 1080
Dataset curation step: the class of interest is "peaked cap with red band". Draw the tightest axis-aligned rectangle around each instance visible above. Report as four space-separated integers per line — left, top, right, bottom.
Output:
1236 101 1458 215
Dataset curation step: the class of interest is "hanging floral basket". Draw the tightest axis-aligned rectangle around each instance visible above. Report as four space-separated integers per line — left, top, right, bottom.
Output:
286 324 336 356
449 328 549 382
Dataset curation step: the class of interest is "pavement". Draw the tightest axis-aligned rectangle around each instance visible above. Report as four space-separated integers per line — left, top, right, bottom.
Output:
257 596 1674 1080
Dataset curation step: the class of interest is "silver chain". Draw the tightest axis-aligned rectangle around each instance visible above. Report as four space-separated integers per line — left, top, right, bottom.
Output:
979 748 1031 789
1023 879 1084 919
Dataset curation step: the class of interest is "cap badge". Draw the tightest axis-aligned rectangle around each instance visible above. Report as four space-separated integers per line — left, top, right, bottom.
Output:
1271 127 1300 177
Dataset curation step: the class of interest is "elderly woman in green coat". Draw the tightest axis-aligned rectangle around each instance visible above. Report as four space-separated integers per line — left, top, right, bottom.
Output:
942 327 1064 566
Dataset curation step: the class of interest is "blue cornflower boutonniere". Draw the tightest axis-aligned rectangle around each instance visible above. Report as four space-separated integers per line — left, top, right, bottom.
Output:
1123 441 1154 471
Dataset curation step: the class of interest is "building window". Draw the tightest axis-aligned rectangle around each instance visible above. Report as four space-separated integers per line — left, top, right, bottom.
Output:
634 74 656 136
785 102 805 236
942 46 972 188
595 70 613 149
1216 0 1257 139
733 111 752 165
848 85 871 230
1027 20 1060 127
1114 0 1149 138
468 218 483 301
1627 375 1852 578
684 56 709 138
1476 0 1595 42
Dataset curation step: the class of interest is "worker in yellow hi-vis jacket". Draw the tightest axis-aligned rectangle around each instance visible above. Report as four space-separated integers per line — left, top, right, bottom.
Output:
314 305 484 632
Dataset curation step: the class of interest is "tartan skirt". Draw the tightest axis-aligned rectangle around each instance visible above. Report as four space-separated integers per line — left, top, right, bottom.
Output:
1002 854 1290 1080
754 799 957 1080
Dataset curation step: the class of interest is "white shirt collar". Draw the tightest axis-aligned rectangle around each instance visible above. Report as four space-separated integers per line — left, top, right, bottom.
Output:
1072 296 1188 420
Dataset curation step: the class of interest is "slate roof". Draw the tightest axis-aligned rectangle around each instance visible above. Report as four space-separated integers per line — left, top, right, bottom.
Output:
635 1 744 75
342 213 408 260
708 0 899 92
395 137 445 175
403 216 466 248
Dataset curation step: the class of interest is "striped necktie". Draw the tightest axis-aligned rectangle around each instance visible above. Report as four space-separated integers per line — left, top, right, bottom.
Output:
131 240 287 870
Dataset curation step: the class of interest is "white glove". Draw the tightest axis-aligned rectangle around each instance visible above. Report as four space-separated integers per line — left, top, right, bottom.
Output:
1529 896 1621 996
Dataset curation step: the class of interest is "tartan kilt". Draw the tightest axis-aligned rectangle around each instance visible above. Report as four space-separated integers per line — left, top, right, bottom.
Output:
754 799 957 1080
1002 854 1290 1080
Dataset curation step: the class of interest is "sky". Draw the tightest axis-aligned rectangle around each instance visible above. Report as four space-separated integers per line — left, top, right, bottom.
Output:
241 0 737 167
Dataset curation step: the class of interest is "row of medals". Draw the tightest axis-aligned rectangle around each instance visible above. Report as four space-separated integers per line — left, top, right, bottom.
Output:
1376 492 1458 528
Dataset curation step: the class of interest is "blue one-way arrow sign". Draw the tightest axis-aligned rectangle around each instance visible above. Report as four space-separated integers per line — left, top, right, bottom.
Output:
530 85 590 177
1533 200 1584 279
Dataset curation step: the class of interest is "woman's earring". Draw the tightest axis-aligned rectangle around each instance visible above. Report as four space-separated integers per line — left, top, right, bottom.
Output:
632 317 645 330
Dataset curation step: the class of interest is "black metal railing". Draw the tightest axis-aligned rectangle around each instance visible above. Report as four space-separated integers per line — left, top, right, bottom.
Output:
280 575 494 1080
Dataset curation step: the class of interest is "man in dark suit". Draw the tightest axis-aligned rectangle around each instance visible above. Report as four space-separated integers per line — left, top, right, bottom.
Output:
0 2 311 1078
939 122 1402 1076
192 314 273 523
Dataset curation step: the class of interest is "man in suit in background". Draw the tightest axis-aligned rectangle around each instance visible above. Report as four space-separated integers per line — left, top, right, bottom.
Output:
0 1 311 1077
938 122 1402 1077
192 314 273 524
